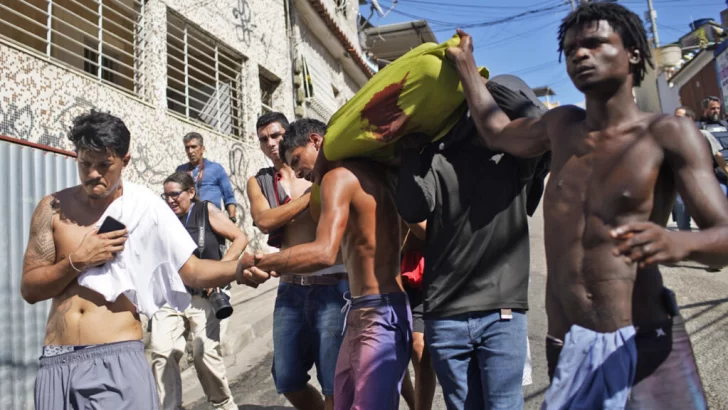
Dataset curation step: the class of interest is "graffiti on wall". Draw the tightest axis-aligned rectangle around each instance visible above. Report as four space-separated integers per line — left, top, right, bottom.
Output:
232 0 256 45
0 97 96 150
228 141 267 250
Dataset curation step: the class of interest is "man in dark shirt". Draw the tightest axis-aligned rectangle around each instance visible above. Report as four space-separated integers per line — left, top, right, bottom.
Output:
396 76 546 409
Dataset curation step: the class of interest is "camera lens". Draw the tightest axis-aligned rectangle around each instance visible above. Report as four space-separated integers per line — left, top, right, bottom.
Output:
208 290 233 319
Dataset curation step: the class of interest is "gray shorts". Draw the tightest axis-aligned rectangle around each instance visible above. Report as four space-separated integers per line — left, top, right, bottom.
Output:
35 340 158 410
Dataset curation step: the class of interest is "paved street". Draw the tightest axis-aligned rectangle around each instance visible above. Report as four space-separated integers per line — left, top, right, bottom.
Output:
190 209 728 410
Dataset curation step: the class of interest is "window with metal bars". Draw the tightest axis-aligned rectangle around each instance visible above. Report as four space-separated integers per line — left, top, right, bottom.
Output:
259 67 279 115
0 0 145 95
166 12 246 139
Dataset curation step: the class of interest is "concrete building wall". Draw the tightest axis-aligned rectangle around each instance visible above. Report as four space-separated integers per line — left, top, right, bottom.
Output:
635 67 662 114
297 22 358 121
0 1 367 405
162 0 294 131
657 74 682 115
0 0 363 250
0 41 272 249
316 0 360 48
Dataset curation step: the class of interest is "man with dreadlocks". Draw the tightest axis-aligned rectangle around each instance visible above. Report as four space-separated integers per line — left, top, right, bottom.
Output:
447 2 725 409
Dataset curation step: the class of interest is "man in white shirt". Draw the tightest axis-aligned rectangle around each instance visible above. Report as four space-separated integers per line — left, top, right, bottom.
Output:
21 110 263 409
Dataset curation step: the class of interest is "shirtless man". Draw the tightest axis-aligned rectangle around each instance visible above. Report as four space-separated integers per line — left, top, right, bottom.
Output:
239 118 412 410
247 112 349 410
447 3 728 408
20 110 259 409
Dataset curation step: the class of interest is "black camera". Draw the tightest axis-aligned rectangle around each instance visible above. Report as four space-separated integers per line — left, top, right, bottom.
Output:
207 288 233 319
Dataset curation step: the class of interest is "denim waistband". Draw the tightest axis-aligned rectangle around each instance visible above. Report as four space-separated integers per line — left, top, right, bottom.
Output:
350 292 409 310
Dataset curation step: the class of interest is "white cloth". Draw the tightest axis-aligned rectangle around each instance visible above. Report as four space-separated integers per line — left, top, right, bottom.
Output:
77 181 197 317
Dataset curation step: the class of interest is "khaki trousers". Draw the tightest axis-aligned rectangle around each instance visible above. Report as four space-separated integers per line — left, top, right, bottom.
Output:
150 295 237 410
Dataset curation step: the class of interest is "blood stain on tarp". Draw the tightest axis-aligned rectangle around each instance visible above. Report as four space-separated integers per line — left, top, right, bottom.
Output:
360 72 410 143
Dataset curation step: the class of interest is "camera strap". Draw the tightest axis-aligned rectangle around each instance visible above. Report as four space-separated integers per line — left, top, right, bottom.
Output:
197 201 207 256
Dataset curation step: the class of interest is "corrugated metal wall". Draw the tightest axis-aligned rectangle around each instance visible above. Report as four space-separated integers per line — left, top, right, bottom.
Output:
0 139 79 410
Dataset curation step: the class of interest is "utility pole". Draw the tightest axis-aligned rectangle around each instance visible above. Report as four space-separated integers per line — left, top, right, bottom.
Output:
569 0 576 10
646 0 660 47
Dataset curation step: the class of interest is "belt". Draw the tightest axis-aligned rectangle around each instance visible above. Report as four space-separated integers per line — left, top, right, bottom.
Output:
280 273 348 286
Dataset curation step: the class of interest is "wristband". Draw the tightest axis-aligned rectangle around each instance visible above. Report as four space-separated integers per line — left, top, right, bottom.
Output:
68 255 82 273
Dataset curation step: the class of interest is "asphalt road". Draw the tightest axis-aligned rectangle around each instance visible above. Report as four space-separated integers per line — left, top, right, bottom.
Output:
190 209 728 410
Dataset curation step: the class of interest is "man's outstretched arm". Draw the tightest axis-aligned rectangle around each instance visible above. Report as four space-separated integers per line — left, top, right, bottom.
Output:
242 168 356 274
246 176 311 234
614 117 728 268
448 29 550 158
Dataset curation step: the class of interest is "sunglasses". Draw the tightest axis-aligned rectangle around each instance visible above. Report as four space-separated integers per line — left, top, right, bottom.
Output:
161 191 185 200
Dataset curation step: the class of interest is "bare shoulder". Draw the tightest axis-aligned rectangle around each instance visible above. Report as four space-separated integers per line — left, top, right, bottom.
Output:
32 194 59 222
322 166 359 185
544 104 585 126
548 104 585 119
541 104 585 138
32 187 73 222
648 114 703 148
24 192 64 266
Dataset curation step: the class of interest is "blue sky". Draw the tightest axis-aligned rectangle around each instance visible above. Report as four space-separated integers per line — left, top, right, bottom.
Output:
359 0 728 106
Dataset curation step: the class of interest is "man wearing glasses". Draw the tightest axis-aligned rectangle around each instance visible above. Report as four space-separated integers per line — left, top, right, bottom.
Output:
149 172 248 410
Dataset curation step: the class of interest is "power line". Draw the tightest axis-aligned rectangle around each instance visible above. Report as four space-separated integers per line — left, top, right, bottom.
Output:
384 0 560 9
475 17 563 50
388 2 569 31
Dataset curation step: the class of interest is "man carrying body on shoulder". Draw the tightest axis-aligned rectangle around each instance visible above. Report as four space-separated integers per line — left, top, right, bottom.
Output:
176 132 238 222
396 80 546 409
21 111 264 410
448 3 728 408
247 112 349 410
239 118 412 410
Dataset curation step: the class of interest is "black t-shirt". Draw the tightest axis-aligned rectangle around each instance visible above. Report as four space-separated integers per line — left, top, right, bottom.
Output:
397 117 539 319
181 201 224 261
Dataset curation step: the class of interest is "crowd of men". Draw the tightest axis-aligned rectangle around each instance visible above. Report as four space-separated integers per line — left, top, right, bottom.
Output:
21 2 728 410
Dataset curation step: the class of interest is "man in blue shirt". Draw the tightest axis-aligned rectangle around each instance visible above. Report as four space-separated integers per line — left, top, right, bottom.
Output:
176 132 238 222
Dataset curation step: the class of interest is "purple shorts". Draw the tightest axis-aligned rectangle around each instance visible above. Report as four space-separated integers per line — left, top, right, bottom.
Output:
334 292 412 410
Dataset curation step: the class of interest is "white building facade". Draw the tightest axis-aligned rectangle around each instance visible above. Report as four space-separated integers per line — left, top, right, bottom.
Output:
0 0 371 407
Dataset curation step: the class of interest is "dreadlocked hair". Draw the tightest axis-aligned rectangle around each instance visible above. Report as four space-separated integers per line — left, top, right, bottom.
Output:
557 2 654 87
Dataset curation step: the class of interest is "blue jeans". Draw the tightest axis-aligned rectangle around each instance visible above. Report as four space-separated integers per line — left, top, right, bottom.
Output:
272 280 349 396
672 195 692 231
426 310 528 410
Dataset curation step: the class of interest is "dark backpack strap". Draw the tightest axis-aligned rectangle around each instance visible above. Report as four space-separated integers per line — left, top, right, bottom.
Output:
195 201 208 256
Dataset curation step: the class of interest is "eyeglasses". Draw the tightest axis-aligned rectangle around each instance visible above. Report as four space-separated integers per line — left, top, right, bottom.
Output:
161 191 184 200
